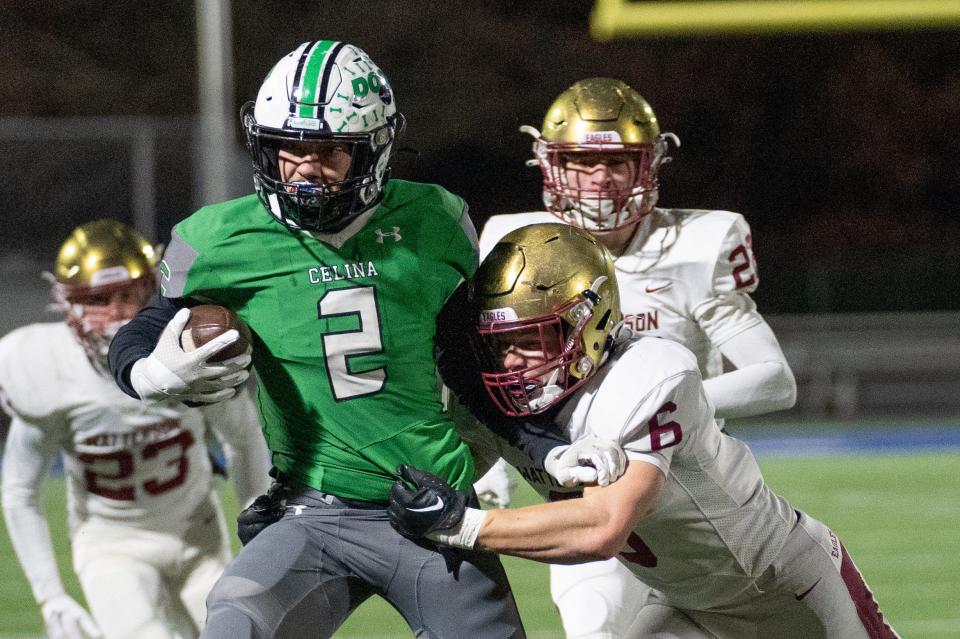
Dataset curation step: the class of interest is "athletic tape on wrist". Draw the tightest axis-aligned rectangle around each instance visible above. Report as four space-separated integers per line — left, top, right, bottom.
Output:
426 507 488 549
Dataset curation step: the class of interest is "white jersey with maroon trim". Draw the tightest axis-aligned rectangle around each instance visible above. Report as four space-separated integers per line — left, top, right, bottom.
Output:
456 337 898 634
480 208 763 380
471 336 796 610
0 322 213 535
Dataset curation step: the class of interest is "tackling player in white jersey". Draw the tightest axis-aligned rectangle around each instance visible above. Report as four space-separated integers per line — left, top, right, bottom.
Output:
0 220 271 639
390 224 898 639
476 78 797 637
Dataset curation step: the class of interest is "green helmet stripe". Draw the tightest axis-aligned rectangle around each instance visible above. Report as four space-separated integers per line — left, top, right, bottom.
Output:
297 40 337 119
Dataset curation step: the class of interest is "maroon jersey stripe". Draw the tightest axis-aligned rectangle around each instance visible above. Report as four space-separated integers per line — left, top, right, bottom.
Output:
840 542 900 639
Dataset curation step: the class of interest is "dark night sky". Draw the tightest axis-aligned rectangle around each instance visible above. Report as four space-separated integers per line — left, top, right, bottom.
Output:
2 2 958 312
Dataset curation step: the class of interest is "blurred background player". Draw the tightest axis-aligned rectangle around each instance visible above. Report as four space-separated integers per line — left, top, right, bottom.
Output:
0 219 271 639
390 223 898 639
474 77 798 637
107 40 619 639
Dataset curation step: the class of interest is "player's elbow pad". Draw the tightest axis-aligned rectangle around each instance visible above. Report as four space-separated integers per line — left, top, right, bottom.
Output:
771 361 798 409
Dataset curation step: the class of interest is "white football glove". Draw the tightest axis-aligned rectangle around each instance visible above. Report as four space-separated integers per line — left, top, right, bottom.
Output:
473 458 516 508
41 593 102 639
130 308 252 405
544 436 628 488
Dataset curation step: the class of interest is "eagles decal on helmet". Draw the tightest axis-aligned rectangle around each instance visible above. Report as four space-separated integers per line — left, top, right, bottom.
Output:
523 77 679 232
470 223 623 416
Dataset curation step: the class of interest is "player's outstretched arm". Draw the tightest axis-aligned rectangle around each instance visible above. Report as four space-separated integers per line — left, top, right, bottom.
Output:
390 460 661 563
694 216 797 419
475 460 662 563
468 435 629 504
1 418 102 639
703 321 797 419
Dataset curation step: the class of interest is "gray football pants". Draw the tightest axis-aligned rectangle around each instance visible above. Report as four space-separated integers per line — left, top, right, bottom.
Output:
200 486 525 639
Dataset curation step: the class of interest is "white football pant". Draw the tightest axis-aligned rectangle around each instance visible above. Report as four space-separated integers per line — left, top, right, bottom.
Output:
552 512 898 639
71 493 231 639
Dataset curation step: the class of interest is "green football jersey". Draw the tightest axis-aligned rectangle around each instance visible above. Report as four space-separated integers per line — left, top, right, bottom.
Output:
160 180 478 501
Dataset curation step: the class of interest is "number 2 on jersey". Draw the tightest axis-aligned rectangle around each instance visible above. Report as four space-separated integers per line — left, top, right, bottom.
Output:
728 233 758 289
317 286 387 400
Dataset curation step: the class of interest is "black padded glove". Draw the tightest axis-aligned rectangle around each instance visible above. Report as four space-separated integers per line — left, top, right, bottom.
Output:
388 464 467 539
236 483 287 545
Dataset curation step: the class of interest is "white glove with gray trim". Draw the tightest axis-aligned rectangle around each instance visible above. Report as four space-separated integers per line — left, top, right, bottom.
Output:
544 436 628 487
130 308 251 404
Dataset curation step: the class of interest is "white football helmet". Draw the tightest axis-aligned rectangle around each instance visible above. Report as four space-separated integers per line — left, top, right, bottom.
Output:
242 41 403 233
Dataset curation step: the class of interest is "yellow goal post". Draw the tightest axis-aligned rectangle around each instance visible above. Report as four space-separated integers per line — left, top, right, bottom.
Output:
590 0 960 39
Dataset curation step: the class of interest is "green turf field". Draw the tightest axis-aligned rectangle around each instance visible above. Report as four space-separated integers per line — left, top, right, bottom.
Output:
1 452 957 638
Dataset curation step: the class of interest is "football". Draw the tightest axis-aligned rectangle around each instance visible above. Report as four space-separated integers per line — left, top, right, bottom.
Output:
179 305 253 362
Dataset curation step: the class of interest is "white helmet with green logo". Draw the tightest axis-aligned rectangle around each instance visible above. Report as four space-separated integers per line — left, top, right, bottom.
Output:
242 41 403 233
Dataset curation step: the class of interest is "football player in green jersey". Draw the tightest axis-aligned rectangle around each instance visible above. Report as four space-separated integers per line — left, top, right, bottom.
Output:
109 41 624 639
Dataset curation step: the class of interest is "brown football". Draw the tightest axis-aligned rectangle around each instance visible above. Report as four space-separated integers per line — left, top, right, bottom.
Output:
179 305 253 362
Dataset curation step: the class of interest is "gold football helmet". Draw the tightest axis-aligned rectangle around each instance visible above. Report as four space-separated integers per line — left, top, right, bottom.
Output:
470 223 622 416
51 219 158 370
523 77 679 232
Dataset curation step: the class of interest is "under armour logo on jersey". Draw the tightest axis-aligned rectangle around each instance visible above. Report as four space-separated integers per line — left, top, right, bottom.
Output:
287 504 308 516
375 227 402 243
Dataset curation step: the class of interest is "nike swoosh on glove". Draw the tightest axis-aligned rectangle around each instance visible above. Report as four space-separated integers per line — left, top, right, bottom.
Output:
388 464 467 539
41 593 102 639
130 307 252 405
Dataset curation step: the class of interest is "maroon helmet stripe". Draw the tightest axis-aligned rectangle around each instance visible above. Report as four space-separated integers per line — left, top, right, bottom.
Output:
839 542 900 639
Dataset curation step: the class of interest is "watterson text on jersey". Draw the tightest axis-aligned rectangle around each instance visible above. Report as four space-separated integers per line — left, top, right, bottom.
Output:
80 418 182 448
624 311 659 332
308 261 380 284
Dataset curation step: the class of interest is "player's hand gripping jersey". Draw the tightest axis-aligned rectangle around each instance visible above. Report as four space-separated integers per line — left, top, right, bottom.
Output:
459 336 898 637
401 219 895 638
158 180 478 501
473 336 796 609
482 208 762 381
479 209 795 637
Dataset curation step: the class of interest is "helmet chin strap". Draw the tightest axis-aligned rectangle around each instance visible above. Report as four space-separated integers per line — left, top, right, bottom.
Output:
559 190 656 231
527 367 563 411
563 277 605 353
266 192 299 228
529 275 608 411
